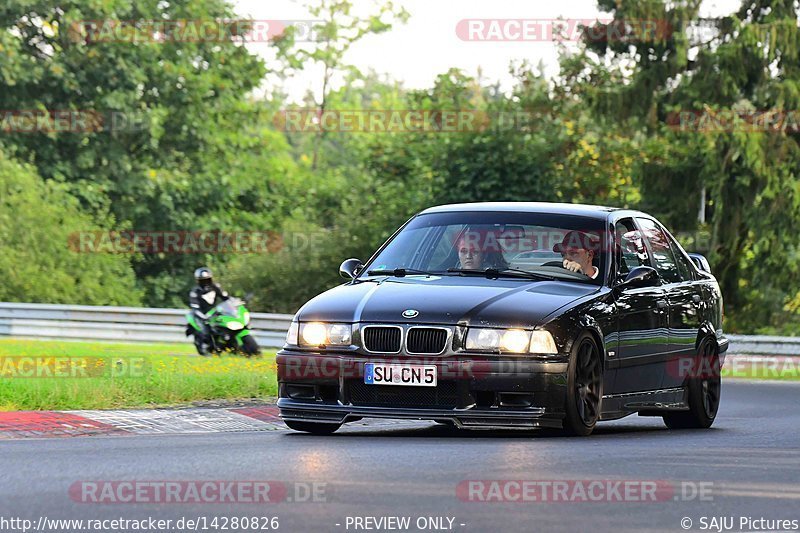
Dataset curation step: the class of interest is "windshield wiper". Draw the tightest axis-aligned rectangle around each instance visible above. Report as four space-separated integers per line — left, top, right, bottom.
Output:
447 268 555 281
366 268 440 277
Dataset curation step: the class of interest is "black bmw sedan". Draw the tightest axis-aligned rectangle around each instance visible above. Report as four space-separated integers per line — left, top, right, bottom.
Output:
277 203 728 436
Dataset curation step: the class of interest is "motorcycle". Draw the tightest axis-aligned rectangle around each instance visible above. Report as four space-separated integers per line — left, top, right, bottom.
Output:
185 296 261 356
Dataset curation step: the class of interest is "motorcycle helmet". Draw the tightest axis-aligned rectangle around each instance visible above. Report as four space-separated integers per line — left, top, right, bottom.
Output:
194 267 213 287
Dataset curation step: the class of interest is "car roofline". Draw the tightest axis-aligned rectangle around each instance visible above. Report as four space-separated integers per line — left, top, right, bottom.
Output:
419 202 622 220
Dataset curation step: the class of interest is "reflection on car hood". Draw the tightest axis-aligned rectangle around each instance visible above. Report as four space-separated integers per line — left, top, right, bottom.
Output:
295 276 599 328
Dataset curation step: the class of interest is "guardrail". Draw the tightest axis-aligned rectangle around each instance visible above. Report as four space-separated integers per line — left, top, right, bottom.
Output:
0 302 798 355
0 302 294 349
725 334 800 356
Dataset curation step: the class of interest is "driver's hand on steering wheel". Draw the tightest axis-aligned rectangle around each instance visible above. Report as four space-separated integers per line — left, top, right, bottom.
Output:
562 259 583 273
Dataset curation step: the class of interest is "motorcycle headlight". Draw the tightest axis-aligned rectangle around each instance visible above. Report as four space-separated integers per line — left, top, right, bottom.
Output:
226 321 244 331
465 328 558 354
299 322 352 346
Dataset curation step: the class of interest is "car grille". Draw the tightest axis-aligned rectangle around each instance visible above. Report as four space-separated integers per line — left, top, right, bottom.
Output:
406 328 448 354
348 380 460 409
362 326 401 353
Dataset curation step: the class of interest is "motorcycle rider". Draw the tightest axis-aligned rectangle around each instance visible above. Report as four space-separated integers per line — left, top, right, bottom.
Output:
189 267 229 354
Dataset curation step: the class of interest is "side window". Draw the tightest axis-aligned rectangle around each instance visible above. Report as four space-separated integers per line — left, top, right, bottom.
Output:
636 218 681 284
663 227 695 281
615 219 650 275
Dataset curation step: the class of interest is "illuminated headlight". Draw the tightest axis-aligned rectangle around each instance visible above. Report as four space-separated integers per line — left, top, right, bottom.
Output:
226 321 244 331
465 328 558 354
500 330 530 352
299 322 352 346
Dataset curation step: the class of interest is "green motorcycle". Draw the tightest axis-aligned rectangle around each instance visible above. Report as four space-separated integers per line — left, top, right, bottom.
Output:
185 297 261 356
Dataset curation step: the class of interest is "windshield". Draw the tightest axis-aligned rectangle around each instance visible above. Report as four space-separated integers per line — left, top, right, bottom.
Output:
215 298 241 316
361 211 608 284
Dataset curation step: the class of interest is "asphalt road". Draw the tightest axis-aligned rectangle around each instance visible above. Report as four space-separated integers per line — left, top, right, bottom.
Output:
1 380 798 533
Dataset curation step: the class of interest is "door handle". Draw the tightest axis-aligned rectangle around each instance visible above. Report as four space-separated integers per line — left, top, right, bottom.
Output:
692 294 701 304
656 300 668 309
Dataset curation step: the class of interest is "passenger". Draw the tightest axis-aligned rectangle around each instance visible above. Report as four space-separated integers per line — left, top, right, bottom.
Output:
553 231 600 279
456 234 508 270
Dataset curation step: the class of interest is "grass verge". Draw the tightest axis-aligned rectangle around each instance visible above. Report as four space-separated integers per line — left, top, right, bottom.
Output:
0 338 277 411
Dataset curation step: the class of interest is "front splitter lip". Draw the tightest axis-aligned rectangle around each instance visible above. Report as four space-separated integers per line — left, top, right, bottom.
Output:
277 398 564 430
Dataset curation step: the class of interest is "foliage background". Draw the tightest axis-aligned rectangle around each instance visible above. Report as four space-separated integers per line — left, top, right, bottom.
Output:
1 0 798 334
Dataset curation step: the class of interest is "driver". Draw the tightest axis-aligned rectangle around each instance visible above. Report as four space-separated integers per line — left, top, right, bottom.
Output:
553 231 600 279
189 267 229 354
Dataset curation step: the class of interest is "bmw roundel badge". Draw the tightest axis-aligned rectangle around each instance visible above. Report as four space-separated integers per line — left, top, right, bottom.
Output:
402 309 419 319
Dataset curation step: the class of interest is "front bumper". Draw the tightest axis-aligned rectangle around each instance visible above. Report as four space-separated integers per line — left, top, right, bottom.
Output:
277 351 569 429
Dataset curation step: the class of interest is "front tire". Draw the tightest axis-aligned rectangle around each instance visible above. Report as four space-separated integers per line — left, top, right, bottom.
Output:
193 336 211 356
285 421 341 435
663 338 721 429
240 334 261 357
562 332 602 436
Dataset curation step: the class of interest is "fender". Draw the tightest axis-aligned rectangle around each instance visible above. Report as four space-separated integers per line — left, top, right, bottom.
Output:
235 329 251 345
696 320 728 366
695 321 716 349
575 314 608 369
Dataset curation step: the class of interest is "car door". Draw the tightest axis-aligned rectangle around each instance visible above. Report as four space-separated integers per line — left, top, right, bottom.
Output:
662 224 705 388
609 218 670 394
635 217 702 389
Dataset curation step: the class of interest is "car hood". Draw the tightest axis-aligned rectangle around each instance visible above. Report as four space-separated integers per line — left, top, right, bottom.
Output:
295 276 599 328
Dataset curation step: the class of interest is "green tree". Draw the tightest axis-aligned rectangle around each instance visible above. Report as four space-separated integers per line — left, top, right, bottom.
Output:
0 0 306 307
559 0 800 332
272 0 409 168
0 148 140 305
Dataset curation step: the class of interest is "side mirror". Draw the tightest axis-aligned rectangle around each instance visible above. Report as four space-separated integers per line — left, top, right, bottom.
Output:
339 258 363 279
688 253 711 273
617 266 659 289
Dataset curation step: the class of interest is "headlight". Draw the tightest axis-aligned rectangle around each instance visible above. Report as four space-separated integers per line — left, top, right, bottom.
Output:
226 321 244 331
285 322 299 345
529 330 558 354
500 329 530 352
465 328 558 354
299 322 352 346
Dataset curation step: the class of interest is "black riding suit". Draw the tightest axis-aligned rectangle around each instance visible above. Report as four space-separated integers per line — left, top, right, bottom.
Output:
189 283 229 349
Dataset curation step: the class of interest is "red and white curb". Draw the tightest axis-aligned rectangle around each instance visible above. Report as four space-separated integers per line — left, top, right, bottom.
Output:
0 405 284 440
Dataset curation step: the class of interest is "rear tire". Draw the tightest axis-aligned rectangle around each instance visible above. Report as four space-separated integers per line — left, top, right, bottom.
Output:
561 332 602 437
284 421 341 435
663 337 721 429
240 335 261 356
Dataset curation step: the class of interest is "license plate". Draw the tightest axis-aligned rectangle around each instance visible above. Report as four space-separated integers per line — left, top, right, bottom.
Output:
364 363 437 387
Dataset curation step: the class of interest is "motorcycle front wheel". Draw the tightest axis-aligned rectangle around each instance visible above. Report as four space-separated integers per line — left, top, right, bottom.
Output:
240 334 261 357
